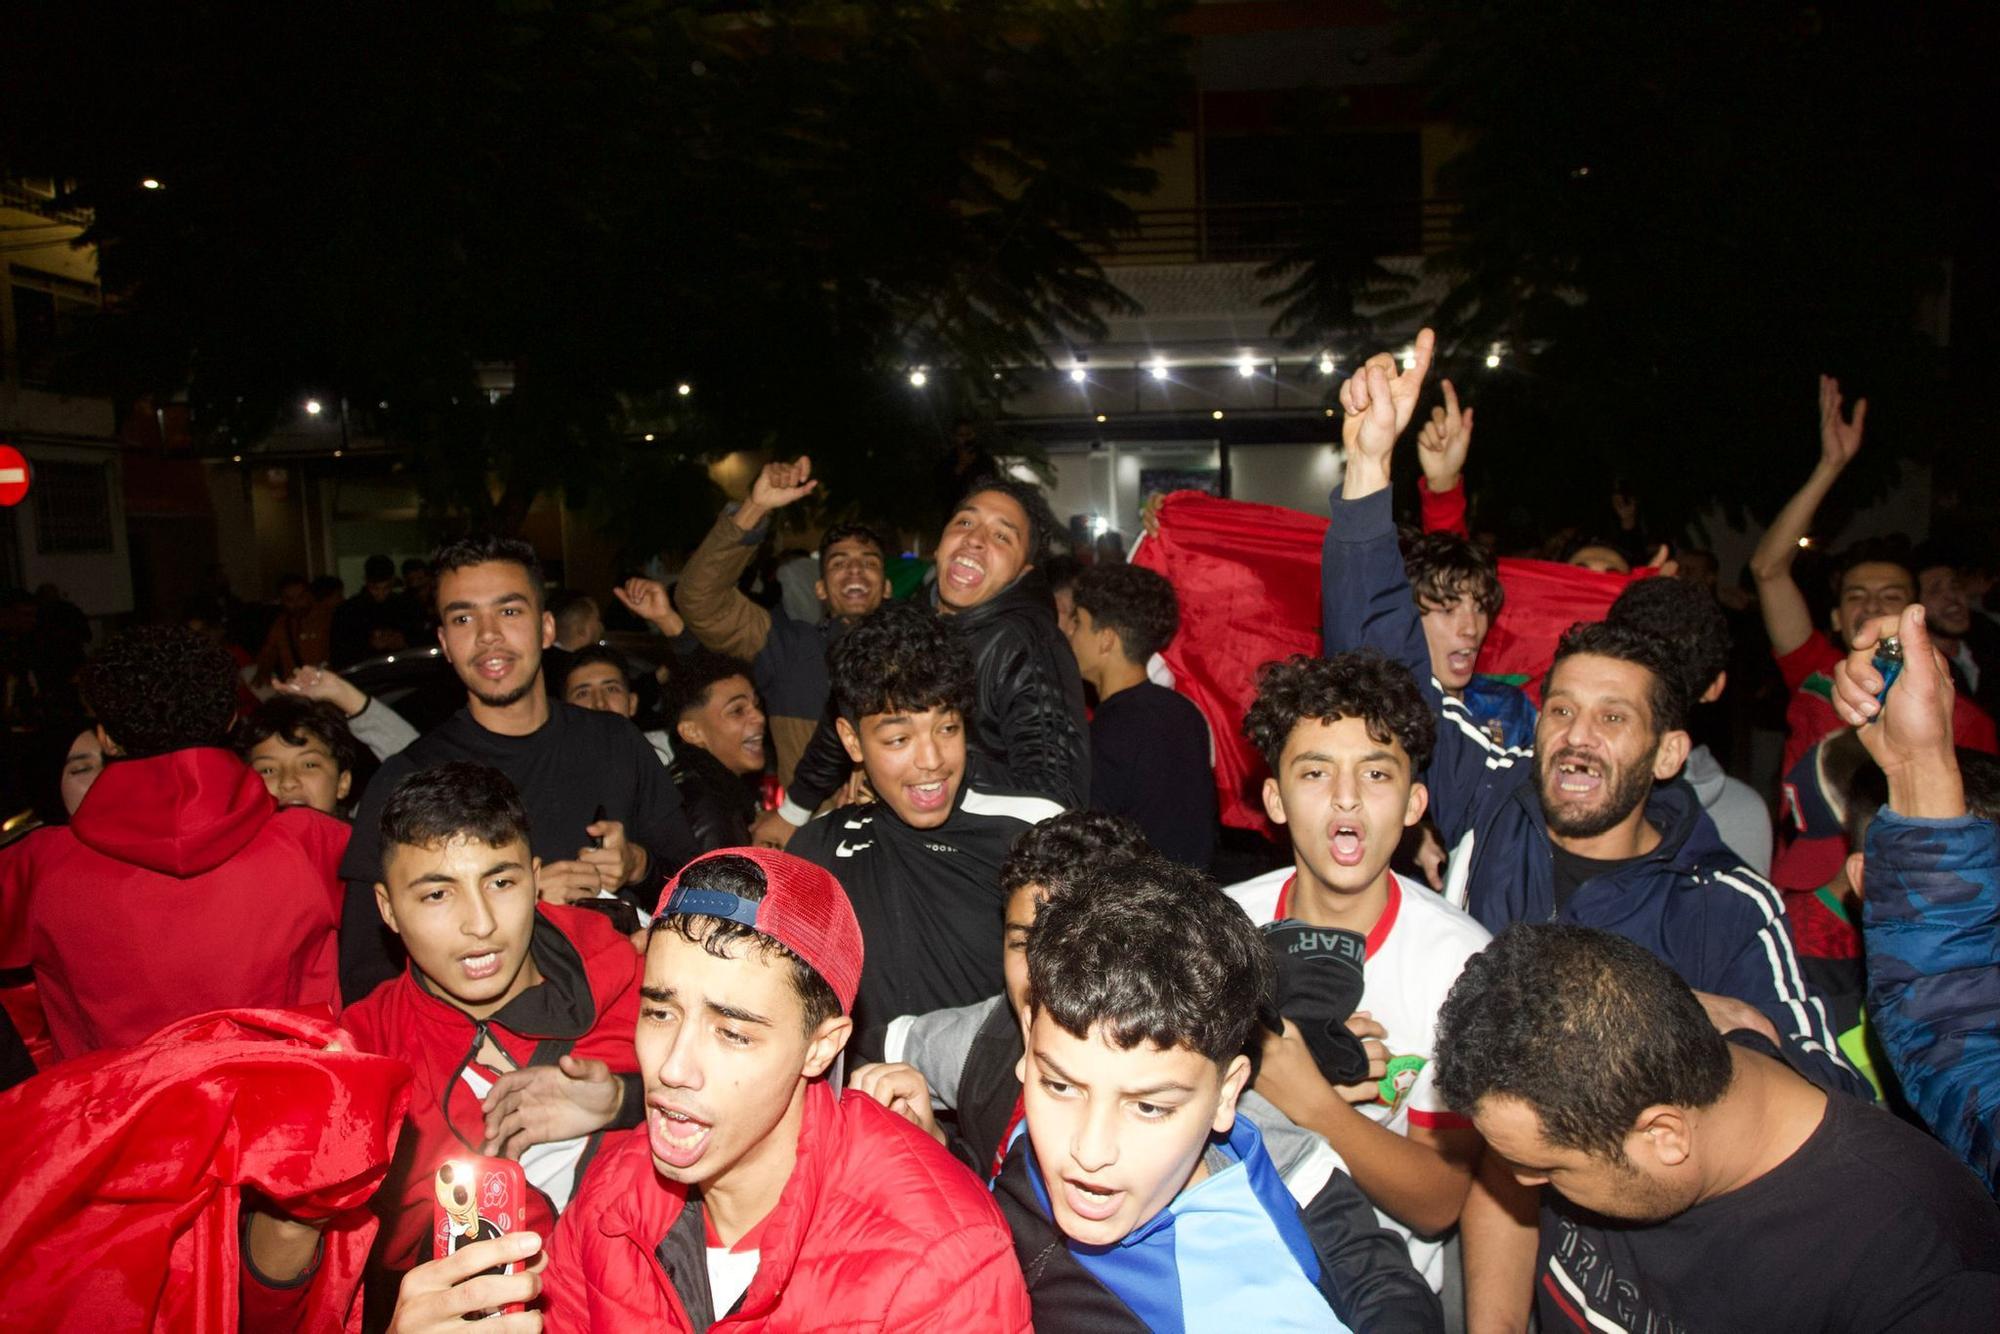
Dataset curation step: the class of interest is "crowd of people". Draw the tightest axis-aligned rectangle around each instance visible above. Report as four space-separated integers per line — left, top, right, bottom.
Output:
2 331 1999 1331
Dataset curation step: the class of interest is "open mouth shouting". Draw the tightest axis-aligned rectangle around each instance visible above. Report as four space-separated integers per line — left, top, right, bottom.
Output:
459 948 505 982
905 776 951 814
1327 820 1367 868
1060 1174 1127 1225
1547 751 1607 801
473 652 517 683
942 553 987 595
649 1101 714 1170
1445 648 1476 678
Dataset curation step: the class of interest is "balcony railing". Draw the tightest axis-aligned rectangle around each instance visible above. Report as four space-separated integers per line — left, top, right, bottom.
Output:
1085 198 1461 266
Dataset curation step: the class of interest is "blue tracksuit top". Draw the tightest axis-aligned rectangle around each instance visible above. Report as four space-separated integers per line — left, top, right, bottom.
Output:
1322 487 1867 1101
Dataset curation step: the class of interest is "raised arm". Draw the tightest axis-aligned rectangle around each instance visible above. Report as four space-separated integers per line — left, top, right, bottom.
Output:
676 456 819 659
1416 378 1473 537
1750 376 1866 658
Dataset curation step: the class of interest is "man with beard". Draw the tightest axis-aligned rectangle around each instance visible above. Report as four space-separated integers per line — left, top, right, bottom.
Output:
1321 330 1863 1102
337 536 698 1002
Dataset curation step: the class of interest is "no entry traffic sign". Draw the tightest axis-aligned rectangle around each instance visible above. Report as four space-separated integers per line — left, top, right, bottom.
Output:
0 445 30 507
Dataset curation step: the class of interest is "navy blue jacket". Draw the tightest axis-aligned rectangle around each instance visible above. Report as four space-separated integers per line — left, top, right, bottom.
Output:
1323 488 1867 1100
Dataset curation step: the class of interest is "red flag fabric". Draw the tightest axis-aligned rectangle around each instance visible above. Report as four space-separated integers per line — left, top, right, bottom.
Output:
1134 491 1646 831
0 1008 411 1333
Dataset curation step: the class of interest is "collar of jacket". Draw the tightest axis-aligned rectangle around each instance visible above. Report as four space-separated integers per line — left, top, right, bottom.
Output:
594 1077 841 1304
407 909 597 1040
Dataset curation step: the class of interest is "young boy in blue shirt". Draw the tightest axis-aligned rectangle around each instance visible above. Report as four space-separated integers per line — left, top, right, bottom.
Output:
990 855 1441 1333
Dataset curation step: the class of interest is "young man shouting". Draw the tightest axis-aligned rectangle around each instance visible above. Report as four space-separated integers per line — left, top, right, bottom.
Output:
239 762 643 1322
1224 650 1489 1292
536 847 1030 1330
995 857 1441 1331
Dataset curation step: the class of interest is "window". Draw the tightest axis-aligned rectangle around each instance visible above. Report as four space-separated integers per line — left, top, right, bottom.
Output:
31 461 114 554
10 266 100 390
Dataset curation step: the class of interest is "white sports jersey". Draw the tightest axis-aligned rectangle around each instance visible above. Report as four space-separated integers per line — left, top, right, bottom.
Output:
1226 866 1492 1291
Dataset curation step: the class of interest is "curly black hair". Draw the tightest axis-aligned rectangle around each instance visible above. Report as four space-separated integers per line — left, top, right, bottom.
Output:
666 649 757 720
1000 809 1151 899
83 626 238 757
955 475 1062 566
429 535 544 610
1241 651 1436 775
1548 619 1688 735
381 760 533 857
232 696 365 775
1028 854 1274 1066
1606 575 1730 713
828 601 976 726
1433 924 1733 1159
652 852 842 1033
1399 527 1504 618
1074 564 1180 664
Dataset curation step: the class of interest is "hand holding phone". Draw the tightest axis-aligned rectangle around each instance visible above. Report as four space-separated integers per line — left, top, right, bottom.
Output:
432 1156 530 1318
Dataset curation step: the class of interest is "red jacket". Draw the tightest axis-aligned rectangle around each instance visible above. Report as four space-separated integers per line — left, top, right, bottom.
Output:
0 748 347 1061
338 904 642 1273
0 1008 409 1334
543 1079 1032 1332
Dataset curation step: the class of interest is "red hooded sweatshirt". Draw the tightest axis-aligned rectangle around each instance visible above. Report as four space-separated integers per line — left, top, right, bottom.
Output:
337 903 643 1276
0 747 347 1061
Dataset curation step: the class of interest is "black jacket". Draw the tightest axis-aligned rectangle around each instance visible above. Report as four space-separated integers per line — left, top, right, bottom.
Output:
992 1132 1442 1333
668 744 759 855
787 570 1090 814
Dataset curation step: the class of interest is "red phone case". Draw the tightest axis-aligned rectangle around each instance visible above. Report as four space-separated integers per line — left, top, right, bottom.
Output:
432 1155 529 1315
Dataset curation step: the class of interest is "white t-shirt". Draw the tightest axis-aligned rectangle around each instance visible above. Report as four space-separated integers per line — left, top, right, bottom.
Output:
1225 866 1492 1290
456 1065 591 1214
705 1244 760 1318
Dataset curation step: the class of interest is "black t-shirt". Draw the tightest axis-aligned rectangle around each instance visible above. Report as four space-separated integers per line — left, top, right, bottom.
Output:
337 702 698 1002
1088 681 1216 870
1535 1086 2000 1332
788 778 1060 1058
1550 843 1647 916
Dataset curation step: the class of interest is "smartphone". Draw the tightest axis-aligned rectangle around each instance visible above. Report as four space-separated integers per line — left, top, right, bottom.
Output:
433 1155 529 1314
590 802 608 850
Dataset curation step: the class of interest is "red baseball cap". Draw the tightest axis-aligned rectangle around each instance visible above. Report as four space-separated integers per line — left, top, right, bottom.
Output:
654 847 864 1016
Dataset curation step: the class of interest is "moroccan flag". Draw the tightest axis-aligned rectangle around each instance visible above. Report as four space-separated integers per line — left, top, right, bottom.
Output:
1134 491 1647 830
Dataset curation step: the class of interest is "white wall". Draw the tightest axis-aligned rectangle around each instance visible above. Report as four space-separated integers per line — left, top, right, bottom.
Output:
11 442 132 616
1227 442 1344 512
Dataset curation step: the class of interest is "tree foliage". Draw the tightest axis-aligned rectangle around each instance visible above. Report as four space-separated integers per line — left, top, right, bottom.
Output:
1 0 1189 547
1292 1 1985 543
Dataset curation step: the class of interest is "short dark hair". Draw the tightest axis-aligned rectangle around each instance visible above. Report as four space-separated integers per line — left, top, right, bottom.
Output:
401 557 428 576
652 853 842 1033
1074 564 1180 663
1040 554 1082 601
83 627 238 757
1911 539 1966 580
666 650 756 721
547 590 599 641
817 522 888 570
309 575 344 601
1606 575 1730 713
363 554 395 583
1028 856 1274 1066
1847 745 2000 850
1000 809 1152 900
1433 924 1734 1159
1829 536 1916 596
1548 619 1688 735
232 696 365 775
956 475 1061 566
1400 528 1504 618
1242 651 1436 774
277 572 308 593
380 761 533 858
828 601 976 726
430 535 545 609
560 644 631 689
